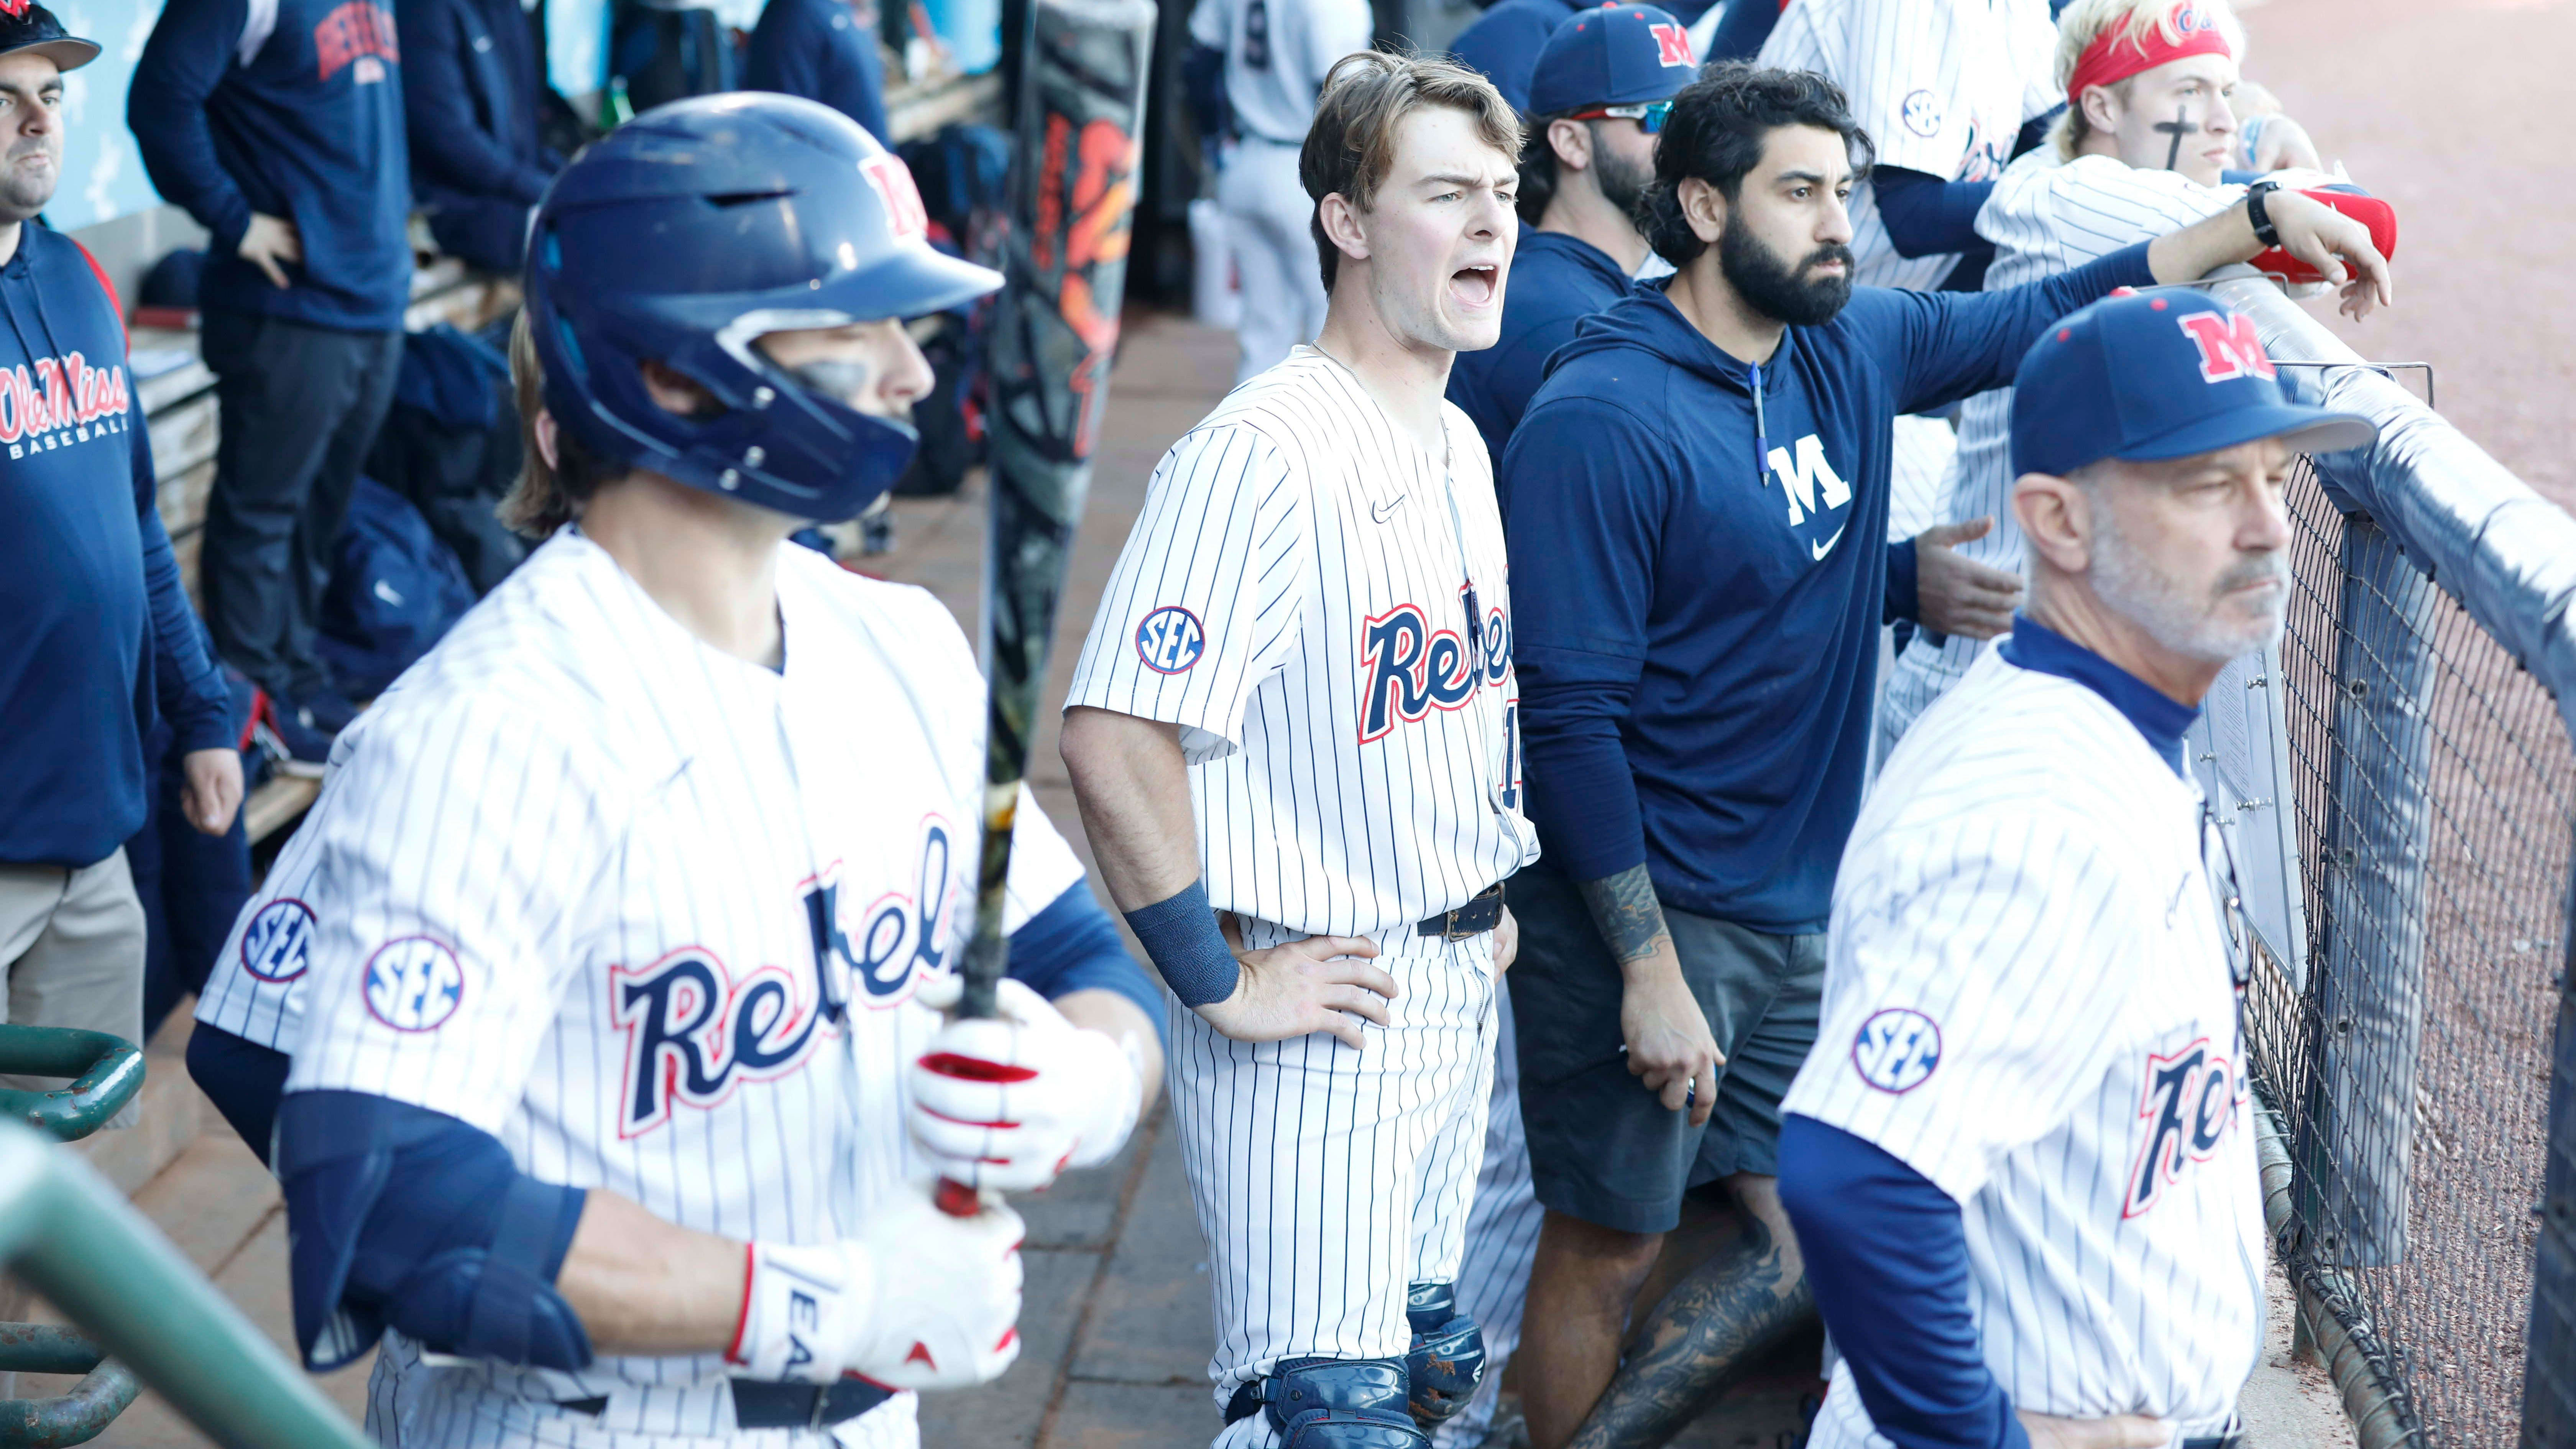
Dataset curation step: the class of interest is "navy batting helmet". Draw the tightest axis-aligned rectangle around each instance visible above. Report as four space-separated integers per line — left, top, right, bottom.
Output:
526 93 1002 522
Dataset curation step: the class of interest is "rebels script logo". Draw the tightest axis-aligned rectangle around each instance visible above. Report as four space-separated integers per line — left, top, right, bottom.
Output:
1 350 131 461
2123 1035 2244 1218
611 816 959 1137
1358 591 1512 743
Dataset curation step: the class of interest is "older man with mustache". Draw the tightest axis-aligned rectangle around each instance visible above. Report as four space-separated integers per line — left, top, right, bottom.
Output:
1779 286 2376 1449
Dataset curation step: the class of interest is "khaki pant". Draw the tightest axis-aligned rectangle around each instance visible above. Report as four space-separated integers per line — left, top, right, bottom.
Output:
0 849 146 1130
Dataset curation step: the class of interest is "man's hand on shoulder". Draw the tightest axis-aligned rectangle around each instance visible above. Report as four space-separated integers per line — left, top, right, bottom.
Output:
1198 917 1397 1051
1914 518 2023 641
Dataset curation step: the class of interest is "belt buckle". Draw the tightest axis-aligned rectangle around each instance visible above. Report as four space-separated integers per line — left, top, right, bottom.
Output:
1441 907 1477 943
808 1384 830 1432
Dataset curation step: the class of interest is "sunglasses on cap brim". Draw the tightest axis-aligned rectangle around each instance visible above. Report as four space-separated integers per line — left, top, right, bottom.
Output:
1565 100 1674 135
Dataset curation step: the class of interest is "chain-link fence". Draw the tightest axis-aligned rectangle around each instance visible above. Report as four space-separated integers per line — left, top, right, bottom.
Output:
2208 275 2576 1449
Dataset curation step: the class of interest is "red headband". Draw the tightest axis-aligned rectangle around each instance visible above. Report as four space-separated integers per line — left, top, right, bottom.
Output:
2065 3 2233 111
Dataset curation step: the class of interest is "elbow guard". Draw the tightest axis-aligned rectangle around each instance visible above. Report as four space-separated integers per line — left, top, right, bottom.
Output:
276 1091 592 1373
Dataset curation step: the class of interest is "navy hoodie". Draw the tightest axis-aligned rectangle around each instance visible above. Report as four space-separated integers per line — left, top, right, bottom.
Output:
1499 242 2156 932
401 0 555 209
1448 225 1635 462
0 227 233 867
745 0 891 144
131 0 413 332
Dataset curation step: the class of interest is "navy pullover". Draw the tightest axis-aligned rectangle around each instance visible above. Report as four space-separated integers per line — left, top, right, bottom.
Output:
1498 243 2155 931
131 0 413 332
1448 226 1635 462
744 0 890 143
401 0 554 210
0 227 232 867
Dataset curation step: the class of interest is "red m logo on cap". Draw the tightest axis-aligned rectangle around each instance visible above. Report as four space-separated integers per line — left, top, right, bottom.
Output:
1651 21 1694 66
2176 311 2275 383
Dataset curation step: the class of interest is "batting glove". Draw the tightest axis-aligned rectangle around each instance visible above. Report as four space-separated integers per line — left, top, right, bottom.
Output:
728 1183 1025 1390
910 976 1145 1193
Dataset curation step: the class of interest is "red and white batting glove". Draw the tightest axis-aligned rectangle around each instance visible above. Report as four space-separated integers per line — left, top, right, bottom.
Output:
728 1183 1024 1390
910 976 1144 1193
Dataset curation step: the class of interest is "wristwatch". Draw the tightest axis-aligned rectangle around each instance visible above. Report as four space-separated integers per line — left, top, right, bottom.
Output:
2243 180 2282 249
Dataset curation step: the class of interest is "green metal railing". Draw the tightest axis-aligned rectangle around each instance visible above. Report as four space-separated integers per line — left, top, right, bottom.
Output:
0 1024 365 1447
0 1114 370 1449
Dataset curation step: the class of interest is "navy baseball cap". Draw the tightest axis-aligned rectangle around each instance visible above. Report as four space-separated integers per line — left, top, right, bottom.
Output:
2010 289 2376 479
1528 4 1698 117
0 1 99 71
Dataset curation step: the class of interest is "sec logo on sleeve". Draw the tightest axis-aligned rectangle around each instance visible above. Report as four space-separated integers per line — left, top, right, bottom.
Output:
363 937 467 1032
1852 1007 1942 1094
1134 606 1206 675
240 898 315 982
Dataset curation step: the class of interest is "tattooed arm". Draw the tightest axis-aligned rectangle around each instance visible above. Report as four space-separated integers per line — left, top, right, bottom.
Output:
1578 865 1722 1124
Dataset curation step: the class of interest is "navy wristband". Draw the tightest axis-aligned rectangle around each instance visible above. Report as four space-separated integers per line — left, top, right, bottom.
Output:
1123 881 1242 1008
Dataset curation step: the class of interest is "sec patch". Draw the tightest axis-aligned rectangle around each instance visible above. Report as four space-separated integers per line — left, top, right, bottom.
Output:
241 898 315 982
1134 606 1205 675
1901 90 1942 138
1852 1007 1941 1094
363 937 466 1032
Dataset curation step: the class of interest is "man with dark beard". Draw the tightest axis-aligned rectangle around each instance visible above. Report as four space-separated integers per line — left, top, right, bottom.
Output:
1493 62 2389 1449
1447 3 1692 459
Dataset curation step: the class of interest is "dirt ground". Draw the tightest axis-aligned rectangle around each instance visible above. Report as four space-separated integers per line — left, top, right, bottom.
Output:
2238 0 2576 510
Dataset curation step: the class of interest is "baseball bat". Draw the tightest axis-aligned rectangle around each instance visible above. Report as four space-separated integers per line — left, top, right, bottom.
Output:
935 0 1157 1218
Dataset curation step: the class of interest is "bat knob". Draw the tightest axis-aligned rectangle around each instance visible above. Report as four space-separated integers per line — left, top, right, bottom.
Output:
935 1176 983 1217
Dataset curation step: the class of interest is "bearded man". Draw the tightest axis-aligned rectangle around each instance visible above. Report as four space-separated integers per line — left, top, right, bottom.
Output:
1491 62 2388 1449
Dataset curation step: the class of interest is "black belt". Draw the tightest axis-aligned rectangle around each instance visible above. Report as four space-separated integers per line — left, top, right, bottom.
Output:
2182 1437 2241 1449
1417 882 1505 940
559 1377 893 1431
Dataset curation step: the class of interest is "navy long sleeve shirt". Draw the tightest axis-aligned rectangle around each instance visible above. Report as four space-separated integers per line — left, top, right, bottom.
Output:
1498 243 2155 930
399 0 555 209
744 0 891 143
1447 226 1636 462
130 0 413 331
1 227 233 867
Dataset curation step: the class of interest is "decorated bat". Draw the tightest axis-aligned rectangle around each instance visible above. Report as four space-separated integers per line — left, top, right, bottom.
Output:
935 0 1156 1217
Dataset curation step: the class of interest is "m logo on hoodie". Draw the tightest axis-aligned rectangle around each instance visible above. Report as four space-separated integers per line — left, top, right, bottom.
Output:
1766 435 1850 531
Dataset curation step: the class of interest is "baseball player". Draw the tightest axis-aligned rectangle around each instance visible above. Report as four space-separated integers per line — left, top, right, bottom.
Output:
1877 0 2395 746
1778 287 2377 1449
1059 51 1533 1449
1189 0 1375 384
183 95 1159 1447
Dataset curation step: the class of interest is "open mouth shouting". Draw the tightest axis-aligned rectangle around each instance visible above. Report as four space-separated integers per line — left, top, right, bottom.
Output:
1449 263 1500 310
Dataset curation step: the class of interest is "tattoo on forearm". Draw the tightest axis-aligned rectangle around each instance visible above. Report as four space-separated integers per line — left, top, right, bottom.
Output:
1569 1216 1818 1449
1578 865 1673 966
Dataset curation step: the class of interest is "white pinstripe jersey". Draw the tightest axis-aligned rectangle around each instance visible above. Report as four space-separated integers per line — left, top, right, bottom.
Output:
1757 0 2062 290
1791 645 2266 1448
198 531 1084 1414
1882 151 2243 739
1064 346 1538 938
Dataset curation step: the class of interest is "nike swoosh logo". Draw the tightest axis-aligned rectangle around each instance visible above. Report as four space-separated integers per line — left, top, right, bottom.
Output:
1370 495 1408 524
1810 524 1847 561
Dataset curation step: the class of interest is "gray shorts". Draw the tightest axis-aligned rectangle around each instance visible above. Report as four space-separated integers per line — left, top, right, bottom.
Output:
1505 864 1824 1235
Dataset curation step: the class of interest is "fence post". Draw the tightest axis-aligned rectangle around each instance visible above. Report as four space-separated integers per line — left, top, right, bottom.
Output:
2298 516 2436 1270
2526 841 2576 1447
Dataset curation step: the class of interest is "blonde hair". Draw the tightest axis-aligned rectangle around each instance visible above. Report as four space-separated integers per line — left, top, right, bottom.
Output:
498 309 629 539
2049 0 2246 159
1301 49 1523 292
